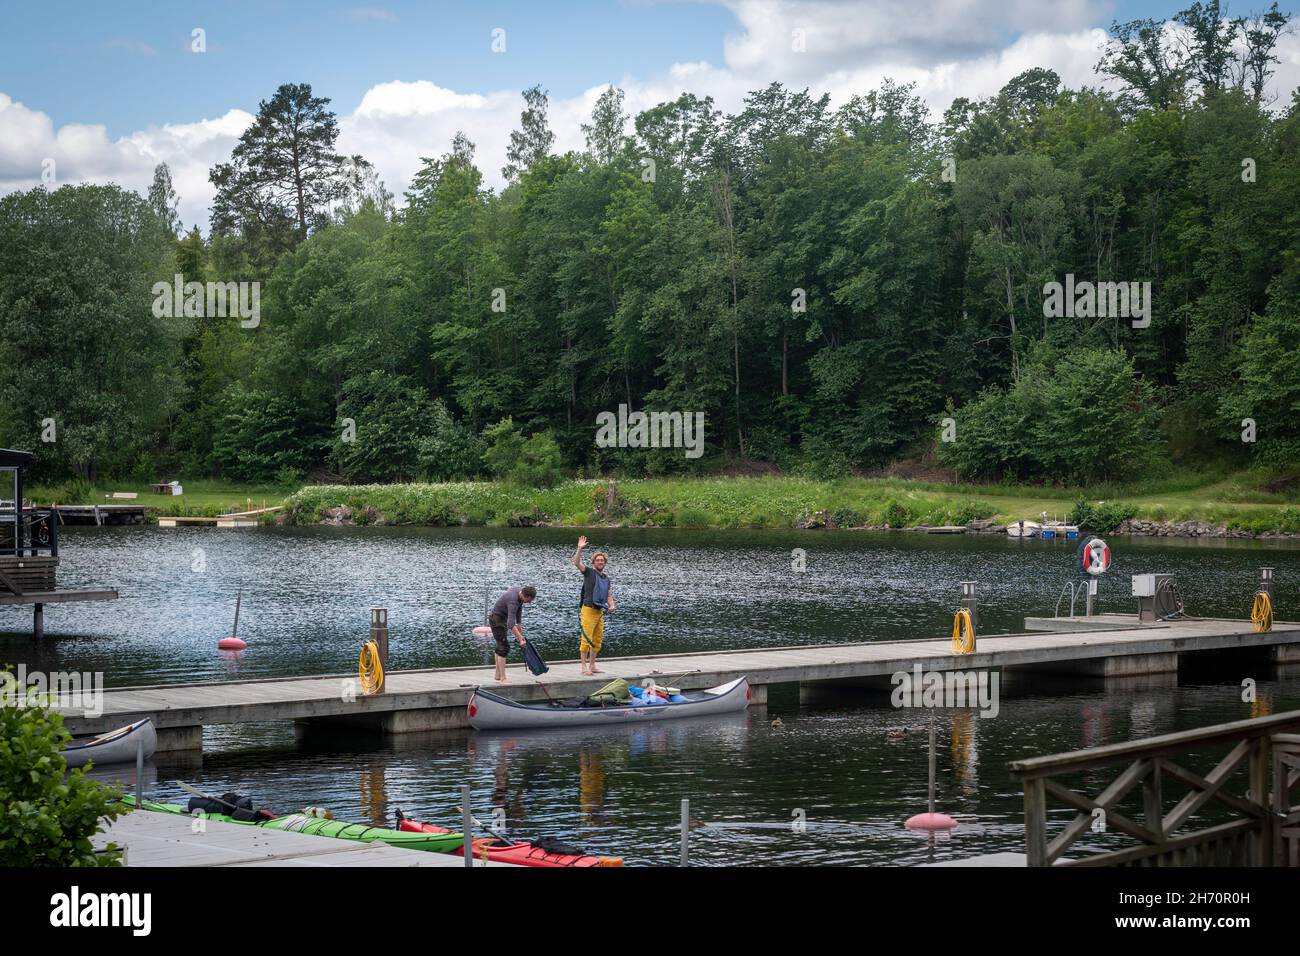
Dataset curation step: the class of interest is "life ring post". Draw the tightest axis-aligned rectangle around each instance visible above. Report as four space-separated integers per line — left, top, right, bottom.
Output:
368 607 389 694
959 581 977 631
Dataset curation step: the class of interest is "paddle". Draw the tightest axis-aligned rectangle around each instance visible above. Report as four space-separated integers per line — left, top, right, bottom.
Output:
172 779 277 820
635 668 701 692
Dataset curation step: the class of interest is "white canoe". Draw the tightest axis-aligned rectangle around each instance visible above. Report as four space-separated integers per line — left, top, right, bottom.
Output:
468 677 750 730
61 718 156 769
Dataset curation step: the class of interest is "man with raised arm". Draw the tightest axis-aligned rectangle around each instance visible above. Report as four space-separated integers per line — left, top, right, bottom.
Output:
573 536 615 676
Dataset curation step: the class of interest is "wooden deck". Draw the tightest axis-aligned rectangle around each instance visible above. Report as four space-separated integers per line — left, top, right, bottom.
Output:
98 808 517 867
157 506 281 529
55 614 1300 747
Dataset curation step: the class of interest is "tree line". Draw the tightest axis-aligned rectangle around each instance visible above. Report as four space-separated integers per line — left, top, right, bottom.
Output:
1 1 1297 487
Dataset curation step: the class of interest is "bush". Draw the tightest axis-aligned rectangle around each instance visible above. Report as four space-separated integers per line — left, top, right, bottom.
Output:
0 679 124 866
883 499 915 527
938 344 1161 484
417 399 485 481
483 418 566 488
275 465 305 488
214 384 326 482
335 369 447 481
48 478 96 503
1070 498 1137 533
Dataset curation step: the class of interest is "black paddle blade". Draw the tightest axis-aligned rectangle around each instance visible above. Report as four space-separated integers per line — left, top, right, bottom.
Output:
523 642 549 676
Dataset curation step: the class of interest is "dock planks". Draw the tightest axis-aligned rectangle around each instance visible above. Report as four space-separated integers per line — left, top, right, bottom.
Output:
56 615 1300 738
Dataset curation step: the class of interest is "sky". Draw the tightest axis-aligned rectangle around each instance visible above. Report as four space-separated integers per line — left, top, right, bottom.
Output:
1 0 1296 230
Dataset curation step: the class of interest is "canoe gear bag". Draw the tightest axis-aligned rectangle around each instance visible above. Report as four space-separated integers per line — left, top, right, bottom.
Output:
187 792 275 822
588 678 630 702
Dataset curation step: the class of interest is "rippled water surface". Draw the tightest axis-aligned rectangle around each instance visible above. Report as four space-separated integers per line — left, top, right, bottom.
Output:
5 524 1298 682
9 525 1300 865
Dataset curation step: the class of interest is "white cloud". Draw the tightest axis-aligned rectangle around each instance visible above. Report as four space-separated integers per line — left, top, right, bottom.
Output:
0 94 251 231
2 1 1298 229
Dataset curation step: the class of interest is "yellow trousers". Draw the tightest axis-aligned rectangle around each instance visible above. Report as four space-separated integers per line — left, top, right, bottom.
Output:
579 605 605 653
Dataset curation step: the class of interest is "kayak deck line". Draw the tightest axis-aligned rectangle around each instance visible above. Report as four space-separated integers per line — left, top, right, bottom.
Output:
54 613 1300 753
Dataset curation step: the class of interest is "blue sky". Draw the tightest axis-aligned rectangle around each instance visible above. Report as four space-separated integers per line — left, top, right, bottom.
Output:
1 1 737 137
0 0 1277 228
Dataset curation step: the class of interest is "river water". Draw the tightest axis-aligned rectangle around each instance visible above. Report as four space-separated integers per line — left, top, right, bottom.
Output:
6 526 1299 865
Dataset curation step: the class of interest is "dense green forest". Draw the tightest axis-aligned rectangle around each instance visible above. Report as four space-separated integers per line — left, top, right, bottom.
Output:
2 3 1298 490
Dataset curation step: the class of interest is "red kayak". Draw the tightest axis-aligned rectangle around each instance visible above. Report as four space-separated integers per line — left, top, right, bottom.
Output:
397 819 622 867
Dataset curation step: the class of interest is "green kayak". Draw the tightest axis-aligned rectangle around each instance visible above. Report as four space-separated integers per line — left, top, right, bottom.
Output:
262 813 465 853
119 796 466 853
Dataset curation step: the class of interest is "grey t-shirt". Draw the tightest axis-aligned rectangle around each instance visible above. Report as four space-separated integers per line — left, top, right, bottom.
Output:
492 587 525 630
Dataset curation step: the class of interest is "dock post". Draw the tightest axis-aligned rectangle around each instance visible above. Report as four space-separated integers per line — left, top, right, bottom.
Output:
959 581 977 631
32 602 43 639
462 785 472 868
370 608 389 672
1259 567 1275 604
680 798 690 866
1085 578 1097 617
370 608 388 694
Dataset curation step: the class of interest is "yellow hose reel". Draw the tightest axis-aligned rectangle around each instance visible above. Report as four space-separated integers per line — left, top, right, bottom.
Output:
359 639 385 695
1251 591 1273 633
951 607 975 655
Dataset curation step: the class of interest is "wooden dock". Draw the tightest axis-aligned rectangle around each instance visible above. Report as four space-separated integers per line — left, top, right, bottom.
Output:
97 808 517 867
157 506 281 529
43 503 147 525
55 613 1300 752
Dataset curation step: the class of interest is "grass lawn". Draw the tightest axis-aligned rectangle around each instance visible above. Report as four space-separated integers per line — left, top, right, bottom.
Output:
25 468 1300 532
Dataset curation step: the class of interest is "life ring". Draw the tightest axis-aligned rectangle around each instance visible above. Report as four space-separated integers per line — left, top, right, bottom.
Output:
1080 537 1111 576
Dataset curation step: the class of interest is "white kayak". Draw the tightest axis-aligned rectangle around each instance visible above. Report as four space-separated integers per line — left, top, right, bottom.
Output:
468 677 750 730
61 717 156 769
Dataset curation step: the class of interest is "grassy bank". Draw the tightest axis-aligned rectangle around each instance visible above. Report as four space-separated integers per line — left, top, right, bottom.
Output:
26 470 1300 535
285 470 1300 535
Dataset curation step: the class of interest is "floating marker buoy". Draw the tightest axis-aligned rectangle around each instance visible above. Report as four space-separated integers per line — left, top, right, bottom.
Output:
905 811 958 831
472 625 492 637
219 587 246 651
905 715 959 832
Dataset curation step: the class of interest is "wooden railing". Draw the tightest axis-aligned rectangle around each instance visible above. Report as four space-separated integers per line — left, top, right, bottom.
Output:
1010 709 1300 866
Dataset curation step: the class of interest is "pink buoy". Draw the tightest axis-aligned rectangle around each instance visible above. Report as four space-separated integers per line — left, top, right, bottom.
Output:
905 811 958 831
472 625 492 637
218 587 246 651
904 715 958 832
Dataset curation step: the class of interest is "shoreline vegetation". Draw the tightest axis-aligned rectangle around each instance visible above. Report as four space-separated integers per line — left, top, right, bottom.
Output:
33 472 1300 539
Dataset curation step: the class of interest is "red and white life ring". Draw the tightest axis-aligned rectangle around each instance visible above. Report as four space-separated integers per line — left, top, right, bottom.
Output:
1081 537 1111 576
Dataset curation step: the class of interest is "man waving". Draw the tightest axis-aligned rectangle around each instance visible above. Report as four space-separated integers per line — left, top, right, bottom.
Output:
573 536 615 675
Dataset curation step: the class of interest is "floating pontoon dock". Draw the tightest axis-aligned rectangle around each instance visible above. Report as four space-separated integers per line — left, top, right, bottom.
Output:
55 613 1300 753
156 506 282 528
